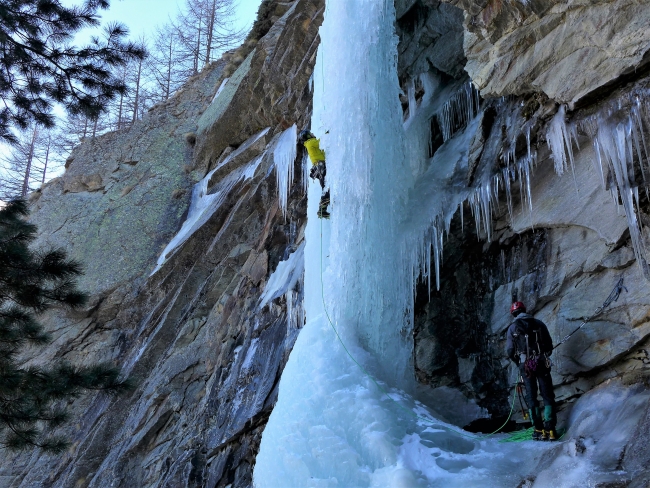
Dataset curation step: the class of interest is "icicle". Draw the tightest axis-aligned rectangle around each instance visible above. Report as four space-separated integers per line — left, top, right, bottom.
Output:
436 81 480 142
301 152 310 194
274 124 298 216
546 105 575 177
593 138 607 189
460 202 464 232
596 113 650 278
407 78 416 122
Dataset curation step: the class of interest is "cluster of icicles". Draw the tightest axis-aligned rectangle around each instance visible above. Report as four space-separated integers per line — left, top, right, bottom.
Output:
269 82 650 292
408 82 650 290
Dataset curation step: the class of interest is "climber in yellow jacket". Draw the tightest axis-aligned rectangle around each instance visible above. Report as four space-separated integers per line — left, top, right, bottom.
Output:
299 130 330 219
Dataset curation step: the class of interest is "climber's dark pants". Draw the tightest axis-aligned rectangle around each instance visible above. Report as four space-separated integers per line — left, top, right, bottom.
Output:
310 161 326 189
520 364 555 409
520 363 556 429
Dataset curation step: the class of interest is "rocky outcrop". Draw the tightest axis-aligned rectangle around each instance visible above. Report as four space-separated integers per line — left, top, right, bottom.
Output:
397 0 650 487
195 0 322 172
398 1 650 483
0 1 323 487
443 0 650 106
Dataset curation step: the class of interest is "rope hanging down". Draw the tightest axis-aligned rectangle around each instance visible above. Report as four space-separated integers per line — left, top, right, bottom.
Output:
318 218 516 440
553 277 627 351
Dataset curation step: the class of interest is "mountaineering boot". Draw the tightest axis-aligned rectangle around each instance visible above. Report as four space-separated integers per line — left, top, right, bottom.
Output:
543 405 557 441
532 429 544 441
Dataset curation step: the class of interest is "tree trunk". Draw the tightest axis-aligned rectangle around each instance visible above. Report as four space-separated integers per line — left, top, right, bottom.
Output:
205 0 216 65
194 5 203 74
166 39 172 99
21 127 37 197
132 58 143 124
41 138 50 186
117 92 124 129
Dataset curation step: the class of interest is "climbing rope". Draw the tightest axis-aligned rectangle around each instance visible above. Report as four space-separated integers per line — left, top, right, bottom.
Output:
553 277 627 351
500 426 567 443
318 218 518 440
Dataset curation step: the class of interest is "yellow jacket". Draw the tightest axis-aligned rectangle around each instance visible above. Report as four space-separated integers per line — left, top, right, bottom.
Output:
303 137 325 164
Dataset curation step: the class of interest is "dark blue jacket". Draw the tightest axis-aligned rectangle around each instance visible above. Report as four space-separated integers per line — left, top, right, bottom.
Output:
506 313 553 364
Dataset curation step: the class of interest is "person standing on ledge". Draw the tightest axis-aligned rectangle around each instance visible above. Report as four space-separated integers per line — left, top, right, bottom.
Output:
506 301 558 441
299 130 330 219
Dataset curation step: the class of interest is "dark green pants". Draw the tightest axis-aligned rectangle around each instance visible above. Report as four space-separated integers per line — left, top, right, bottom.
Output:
520 364 556 429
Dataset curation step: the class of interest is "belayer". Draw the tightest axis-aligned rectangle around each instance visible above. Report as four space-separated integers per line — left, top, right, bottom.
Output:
506 301 558 441
299 130 330 219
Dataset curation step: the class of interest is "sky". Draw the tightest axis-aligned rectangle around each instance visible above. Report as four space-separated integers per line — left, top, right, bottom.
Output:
62 0 261 39
70 0 263 41
0 0 262 165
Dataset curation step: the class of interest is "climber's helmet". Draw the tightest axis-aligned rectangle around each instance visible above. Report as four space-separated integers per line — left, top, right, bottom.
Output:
299 130 315 144
510 301 526 317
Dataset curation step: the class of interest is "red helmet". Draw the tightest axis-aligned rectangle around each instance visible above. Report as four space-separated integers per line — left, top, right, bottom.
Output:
510 301 526 315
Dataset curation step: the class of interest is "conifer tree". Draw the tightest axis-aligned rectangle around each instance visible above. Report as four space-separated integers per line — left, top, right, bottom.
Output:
0 199 130 452
0 0 146 143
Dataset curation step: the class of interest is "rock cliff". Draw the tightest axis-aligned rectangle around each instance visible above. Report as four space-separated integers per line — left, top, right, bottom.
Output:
1 1 323 486
1 0 650 486
399 0 650 485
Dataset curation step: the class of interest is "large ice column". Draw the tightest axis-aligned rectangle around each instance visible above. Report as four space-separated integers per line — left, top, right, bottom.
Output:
256 0 418 484
315 0 415 385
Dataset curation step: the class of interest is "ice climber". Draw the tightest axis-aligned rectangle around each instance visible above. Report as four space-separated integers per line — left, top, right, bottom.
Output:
299 129 330 219
506 301 558 441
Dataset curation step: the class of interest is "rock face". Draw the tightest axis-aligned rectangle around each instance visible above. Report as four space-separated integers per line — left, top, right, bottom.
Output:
0 1 323 487
2 0 650 486
399 0 650 484
443 0 650 106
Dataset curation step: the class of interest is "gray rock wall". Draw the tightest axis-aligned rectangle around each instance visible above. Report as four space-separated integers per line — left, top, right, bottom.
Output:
400 0 650 483
0 1 323 487
2 0 649 486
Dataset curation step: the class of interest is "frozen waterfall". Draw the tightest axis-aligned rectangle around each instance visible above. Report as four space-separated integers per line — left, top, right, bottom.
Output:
254 1 556 486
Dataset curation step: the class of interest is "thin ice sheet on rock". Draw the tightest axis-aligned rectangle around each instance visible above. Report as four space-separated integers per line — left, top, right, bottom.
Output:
210 127 270 176
259 242 305 309
211 77 230 103
151 153 263 275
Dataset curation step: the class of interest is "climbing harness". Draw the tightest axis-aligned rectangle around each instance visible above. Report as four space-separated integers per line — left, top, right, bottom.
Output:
318 218 517 440
513 319 546 378
553 277 627 351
